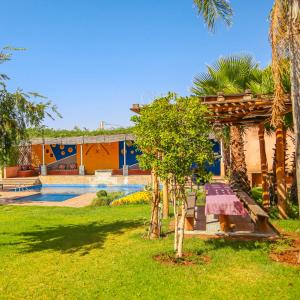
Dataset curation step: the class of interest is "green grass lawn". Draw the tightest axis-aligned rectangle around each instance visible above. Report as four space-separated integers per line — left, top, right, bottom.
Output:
0 205 299 300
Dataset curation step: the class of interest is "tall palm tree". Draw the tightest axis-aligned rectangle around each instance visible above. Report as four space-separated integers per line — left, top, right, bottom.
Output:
269 0 300 216
193 0 300 216
192 55 260 193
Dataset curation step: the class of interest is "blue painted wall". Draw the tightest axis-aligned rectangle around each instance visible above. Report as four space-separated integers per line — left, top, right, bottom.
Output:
206 140 221 176
119 141 141 168
50 144 77 161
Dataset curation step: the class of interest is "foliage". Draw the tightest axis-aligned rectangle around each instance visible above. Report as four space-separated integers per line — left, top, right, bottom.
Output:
193 55 268 96
111 191 152 206
132 92 213 255
26 126 133 138
0 205 299 299
193 0 233 30
131 92 214 184
96 190 108 197
0 47 59 167
91 190 125 206
251 187 299 219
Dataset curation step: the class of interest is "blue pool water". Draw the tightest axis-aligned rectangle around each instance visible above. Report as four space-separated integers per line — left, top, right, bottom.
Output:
15 184 143 202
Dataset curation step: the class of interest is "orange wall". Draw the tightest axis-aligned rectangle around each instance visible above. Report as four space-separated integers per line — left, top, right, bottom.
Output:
244 127 294 173
31 144 56 167
76 142 119 175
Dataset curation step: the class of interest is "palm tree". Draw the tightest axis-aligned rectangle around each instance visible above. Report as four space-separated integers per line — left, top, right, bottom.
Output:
269 0 300 216
193 0 300 217
192 55 260 193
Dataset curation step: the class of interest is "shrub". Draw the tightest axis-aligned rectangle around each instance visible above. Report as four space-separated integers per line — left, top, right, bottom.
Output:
111 191 151 206
97 190 108 198
91 197 111 206
91 190 125 206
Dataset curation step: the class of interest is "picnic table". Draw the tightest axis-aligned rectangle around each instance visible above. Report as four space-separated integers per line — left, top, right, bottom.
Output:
204 183 247 232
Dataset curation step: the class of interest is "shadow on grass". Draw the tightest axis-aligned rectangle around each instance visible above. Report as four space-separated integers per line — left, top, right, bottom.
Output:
1 220 142 255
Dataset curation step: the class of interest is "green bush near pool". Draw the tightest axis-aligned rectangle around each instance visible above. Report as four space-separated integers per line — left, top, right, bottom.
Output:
91 190 125 206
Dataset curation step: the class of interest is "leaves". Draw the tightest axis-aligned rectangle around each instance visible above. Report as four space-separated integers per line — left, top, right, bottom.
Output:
0 47 59 167
192 54 260 96
131 93 214 183
193 0 233 31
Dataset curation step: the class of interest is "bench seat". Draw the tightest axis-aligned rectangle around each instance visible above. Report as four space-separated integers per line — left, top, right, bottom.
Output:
235 190 269 232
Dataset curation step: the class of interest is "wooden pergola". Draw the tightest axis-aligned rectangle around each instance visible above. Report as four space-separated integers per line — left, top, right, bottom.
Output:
131 91 292 212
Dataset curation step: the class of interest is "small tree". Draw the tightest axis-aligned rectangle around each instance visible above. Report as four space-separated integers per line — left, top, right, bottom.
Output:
132 93 213 257
0 47 60 167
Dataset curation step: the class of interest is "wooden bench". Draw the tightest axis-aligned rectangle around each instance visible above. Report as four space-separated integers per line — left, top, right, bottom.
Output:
235 190 269 232
0 178 40 190
184 192 197 231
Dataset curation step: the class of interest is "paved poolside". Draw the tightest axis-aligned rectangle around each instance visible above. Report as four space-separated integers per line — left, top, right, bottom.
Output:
0 191 96 207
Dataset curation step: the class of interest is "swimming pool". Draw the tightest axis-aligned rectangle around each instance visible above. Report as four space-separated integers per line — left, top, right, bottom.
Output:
15 184 144 202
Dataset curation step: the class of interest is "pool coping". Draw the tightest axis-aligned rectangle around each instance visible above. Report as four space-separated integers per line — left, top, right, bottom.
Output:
0 191 96 208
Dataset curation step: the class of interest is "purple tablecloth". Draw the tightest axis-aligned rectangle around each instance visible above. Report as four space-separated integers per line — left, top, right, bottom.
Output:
204 184 247 216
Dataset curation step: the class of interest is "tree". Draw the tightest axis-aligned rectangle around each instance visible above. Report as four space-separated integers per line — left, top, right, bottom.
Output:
269 0 300 217
132 93 213 257
192 55 261 192
192 0 300 216
0 47 59 168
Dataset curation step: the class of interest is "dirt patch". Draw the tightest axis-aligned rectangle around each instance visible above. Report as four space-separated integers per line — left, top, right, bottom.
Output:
270 249 300 266
153 252 211 266
270 233 300 267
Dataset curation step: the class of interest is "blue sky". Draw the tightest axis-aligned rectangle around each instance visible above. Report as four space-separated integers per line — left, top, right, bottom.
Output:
1 0 273 129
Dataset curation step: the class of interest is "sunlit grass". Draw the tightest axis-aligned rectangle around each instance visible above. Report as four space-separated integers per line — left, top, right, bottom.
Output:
0 205 299 299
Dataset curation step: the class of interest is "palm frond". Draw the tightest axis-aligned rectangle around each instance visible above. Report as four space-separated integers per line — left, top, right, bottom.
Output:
193 0 233 30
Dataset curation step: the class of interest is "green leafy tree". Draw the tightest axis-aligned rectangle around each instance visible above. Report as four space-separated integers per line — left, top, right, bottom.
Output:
0 47 59 168
132 93 213 257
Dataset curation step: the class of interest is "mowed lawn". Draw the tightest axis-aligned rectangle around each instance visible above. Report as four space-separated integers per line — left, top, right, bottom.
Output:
0 205 299 300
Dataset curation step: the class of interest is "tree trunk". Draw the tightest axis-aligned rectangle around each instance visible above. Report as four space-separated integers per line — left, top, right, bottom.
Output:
171 177 179 252
176 186 187 258
149 170 160 238
222 138 231 177
230 126 251 193
162 179 169 219
275 125 288 218
258 123 270 210
289 0 300 218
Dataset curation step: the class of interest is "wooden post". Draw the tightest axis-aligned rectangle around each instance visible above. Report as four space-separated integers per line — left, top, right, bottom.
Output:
42 143 45 165
258 123 270 210
162 179 169 219
275 125 288 218
80 144 83 166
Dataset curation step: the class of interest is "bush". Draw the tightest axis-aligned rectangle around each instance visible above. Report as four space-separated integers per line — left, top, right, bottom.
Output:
97 190 108 198
111 191 151 206
91 190 125 206
91 197 111 206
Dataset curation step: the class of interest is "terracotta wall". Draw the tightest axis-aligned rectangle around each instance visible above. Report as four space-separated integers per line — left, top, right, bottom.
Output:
244 127 294 173
76 142 119 175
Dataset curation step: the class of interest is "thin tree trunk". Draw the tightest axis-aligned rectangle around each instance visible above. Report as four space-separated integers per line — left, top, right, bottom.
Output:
149 170 160 238
162 179 169 219
289 0 300 218
230 126 251 193
176 186 187 258
275 125 288 218
258 123 270 210
172 177 179 252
